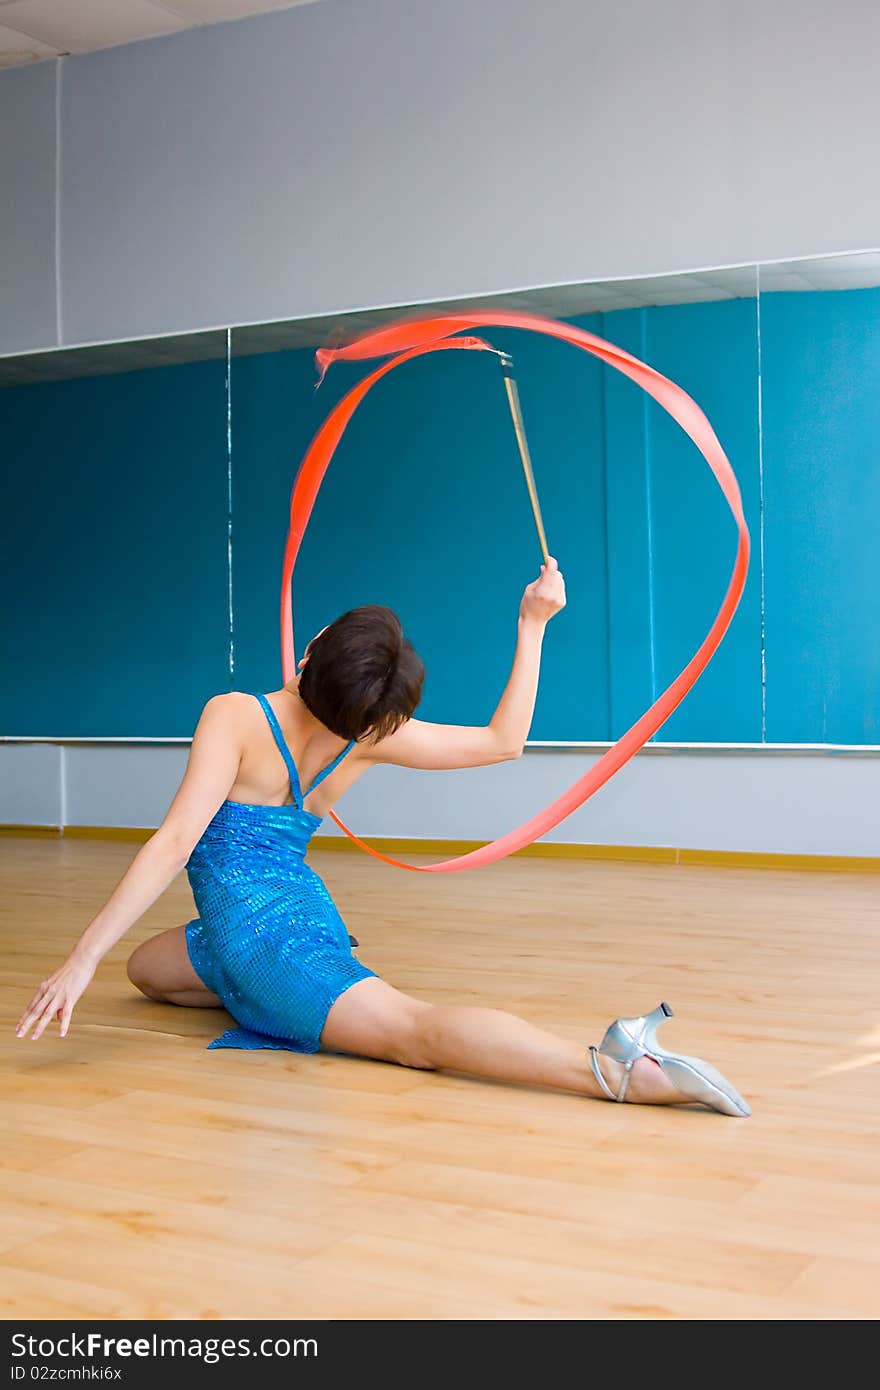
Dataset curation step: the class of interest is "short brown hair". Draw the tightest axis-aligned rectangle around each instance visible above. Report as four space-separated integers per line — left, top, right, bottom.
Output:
298 606 425 743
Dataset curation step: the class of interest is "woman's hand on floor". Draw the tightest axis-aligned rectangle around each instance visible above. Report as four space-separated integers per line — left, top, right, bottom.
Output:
16 951 97 1040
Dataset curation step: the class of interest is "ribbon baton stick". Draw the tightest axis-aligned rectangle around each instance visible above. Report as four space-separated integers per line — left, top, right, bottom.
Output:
498 354 551 565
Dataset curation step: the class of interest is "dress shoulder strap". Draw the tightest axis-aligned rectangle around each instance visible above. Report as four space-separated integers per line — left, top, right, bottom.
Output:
253 694 303 805
302 740 356 799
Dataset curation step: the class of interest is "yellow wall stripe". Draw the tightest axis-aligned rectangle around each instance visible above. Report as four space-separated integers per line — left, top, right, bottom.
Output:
0 825 61 839
1 824 877 872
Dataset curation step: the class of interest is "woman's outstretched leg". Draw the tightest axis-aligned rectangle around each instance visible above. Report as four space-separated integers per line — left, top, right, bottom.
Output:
321 977 682 1105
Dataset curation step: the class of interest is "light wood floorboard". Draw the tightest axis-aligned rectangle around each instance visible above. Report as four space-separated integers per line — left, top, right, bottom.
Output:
2 838 878 1319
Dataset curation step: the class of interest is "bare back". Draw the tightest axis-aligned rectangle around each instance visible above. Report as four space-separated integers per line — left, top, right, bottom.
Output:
222 689 370 817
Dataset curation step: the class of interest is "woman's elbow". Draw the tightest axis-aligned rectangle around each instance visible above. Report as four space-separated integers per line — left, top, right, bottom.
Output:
148 825 193 870
482 727 525 764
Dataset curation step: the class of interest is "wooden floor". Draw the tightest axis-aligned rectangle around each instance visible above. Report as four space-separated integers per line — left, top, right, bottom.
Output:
1 836 878 1320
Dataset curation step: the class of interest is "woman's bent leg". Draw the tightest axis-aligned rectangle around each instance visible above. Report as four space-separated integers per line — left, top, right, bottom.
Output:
127 925 221 1008
320 977 679 1104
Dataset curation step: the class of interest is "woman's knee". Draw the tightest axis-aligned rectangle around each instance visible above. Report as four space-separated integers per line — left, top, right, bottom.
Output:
126 941 163 999
392 1003 441 1070
322 981 437 1069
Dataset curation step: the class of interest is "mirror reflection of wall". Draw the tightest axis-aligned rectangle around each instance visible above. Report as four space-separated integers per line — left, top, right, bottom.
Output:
2 255 877 747
1 332 231 737
757 252 880 744
227 269 762 745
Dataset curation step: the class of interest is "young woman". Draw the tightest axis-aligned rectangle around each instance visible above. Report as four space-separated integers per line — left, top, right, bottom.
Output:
16 559 749 1117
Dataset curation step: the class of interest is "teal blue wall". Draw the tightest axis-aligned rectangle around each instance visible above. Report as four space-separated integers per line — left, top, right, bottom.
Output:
601 300 762 741
2 291 877 743
231 322 611 740
1 361 229 736
761 289 880 743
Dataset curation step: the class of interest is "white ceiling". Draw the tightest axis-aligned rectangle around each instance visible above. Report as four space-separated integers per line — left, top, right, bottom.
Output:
0 0 319 68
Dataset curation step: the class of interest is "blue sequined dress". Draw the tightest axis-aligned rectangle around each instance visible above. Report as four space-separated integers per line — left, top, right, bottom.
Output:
184 693 376 1051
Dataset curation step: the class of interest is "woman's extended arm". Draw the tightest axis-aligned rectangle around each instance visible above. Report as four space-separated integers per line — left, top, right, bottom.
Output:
16 695 244 1041
373 557 566 772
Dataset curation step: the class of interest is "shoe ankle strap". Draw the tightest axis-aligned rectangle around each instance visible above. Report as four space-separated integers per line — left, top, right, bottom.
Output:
588 1045 618 1101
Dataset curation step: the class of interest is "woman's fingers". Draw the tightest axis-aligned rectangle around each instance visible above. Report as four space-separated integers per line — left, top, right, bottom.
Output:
20 988 63 1041
16 984 51 1037
29 992 63 1041
21 998 52 1040
20 979 49 1015
16 1010 37 1039
17 957 92 1040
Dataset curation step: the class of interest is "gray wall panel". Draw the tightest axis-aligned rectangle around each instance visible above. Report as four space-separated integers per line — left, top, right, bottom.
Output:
0 742 61 824
58 0 880 346
0 61 57 353
4 743 876 858
63 744 188 829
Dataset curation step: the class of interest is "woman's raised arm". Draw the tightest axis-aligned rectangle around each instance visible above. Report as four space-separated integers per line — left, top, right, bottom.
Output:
373 558 566 772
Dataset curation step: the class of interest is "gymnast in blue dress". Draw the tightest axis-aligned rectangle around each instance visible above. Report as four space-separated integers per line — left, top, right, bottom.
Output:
17 560 749 1116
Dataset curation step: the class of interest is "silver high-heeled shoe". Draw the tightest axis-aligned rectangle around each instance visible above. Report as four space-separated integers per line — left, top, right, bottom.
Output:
589 1002 750 1117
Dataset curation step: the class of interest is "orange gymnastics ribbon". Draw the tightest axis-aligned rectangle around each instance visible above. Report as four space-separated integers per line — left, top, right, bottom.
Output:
281 311 750 872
